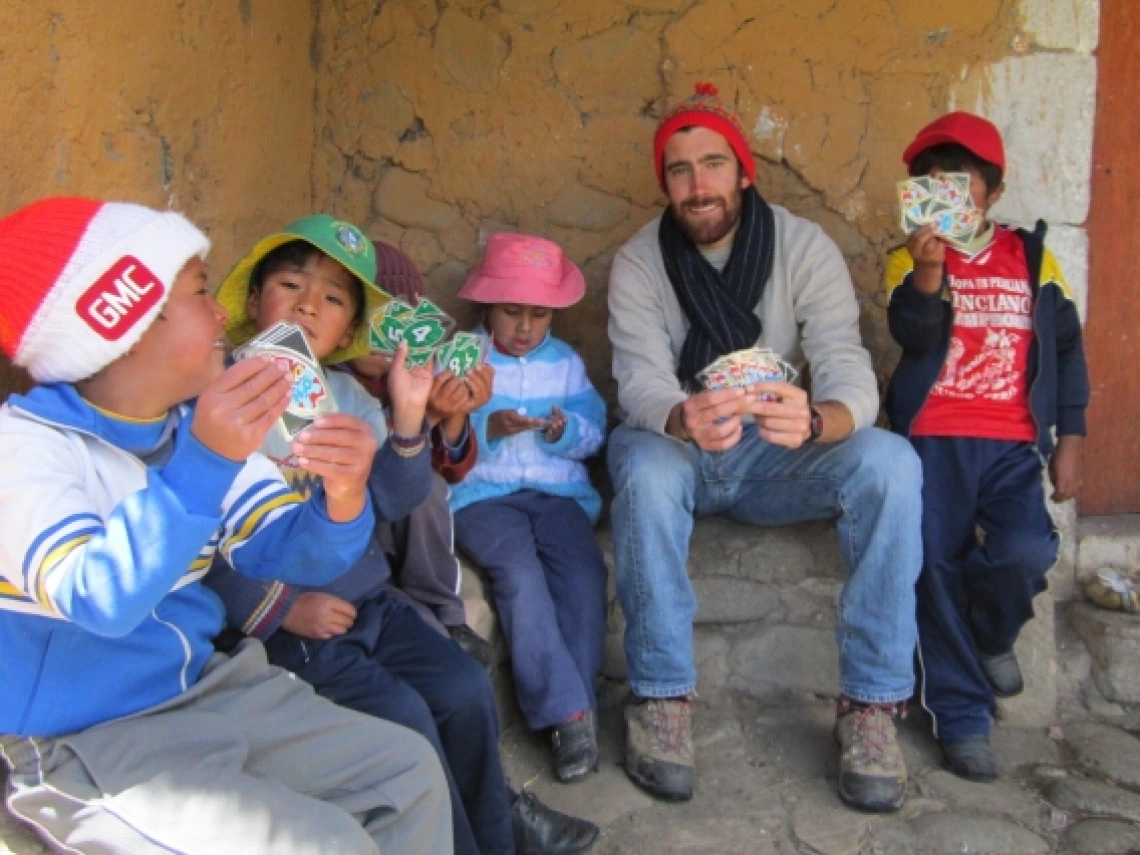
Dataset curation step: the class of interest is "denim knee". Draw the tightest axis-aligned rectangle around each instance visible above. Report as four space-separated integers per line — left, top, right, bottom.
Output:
440 657 498 728
849 429 923 502
607 427 694 504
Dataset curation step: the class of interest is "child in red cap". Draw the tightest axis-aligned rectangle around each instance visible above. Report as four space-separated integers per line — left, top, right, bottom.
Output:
885 113 1090 781
449 232 609 786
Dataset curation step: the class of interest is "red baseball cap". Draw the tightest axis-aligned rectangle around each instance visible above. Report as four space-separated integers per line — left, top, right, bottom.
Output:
902 111 1005 172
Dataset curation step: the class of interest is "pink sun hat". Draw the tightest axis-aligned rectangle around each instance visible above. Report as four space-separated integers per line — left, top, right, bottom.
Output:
458 232 585 308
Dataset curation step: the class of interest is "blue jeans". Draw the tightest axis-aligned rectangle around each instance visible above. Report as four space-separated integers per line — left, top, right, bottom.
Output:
607 423 923 704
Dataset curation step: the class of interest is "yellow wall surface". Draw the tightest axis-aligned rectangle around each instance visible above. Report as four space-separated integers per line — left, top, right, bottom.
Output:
312 0 1024 400
0 0 317 396
2 0 1036 404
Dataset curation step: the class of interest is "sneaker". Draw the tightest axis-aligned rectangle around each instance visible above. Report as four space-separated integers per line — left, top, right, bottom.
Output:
833 698 907 813
512 789 599 855
624 696 694 801
449 623 494 670
551 710 599 783
978 650 1023 698
941 734 998 782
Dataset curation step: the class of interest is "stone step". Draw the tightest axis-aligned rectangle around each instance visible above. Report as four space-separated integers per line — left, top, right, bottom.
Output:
1067 602 1140 704
1077 514 1140 578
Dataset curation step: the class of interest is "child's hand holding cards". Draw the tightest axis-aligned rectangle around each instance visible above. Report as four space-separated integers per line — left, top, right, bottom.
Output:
368 298 455 368
233 321 338 440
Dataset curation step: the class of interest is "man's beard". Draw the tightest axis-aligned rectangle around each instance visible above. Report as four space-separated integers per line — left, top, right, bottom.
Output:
670 186 745 247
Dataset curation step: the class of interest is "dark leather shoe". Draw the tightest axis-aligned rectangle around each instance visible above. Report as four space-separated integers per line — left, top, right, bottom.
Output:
552 710 599 783
941 734 998 782
979 650 1023 698
512 790 599 855
449 623 494 670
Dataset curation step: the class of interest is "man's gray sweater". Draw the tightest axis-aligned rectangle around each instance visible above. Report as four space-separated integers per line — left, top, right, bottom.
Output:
607 205 879 435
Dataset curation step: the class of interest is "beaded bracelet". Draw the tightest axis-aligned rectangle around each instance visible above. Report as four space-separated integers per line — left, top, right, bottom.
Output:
390 432 427 459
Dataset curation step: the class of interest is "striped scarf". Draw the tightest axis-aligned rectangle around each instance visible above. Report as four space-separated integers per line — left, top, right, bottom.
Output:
659 186 775 388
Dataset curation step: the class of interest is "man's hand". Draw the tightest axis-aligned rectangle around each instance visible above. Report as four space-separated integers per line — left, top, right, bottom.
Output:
743 382 811 449
543 405 568 443
292 414 377 522
670 388 751 452
387 341 433 438
487 408 547 440
907 225 945 295
281 592 357 639
1049 435 1084 503
192 356 291 461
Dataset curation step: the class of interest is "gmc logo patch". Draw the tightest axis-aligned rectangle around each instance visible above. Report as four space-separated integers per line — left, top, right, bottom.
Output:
75 257 164 340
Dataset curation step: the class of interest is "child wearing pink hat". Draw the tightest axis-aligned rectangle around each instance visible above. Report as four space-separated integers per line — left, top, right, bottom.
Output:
449 232 609 785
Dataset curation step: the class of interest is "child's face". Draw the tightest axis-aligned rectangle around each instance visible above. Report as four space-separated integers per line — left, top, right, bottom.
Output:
486 303 552 357
928 166 1003 215
247 253 359 359
131 256 228 398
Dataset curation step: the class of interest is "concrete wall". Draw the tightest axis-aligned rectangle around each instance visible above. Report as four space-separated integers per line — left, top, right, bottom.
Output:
0 0 318 397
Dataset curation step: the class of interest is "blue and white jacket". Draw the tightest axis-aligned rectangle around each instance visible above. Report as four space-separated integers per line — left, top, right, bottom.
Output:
0 384 372 737
449 331 606 522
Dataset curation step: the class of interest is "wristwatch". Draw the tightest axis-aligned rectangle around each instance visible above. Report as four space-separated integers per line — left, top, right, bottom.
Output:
805 405 824 444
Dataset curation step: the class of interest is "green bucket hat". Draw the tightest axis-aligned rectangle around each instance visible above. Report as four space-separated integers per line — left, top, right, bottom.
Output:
218 214 391 364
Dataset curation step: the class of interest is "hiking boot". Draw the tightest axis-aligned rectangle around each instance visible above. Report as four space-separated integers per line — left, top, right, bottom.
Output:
449 623 494 670
512 789 599 855
978 650 1023 698
833 698 907 813
552 709 599 783
624 696 694 801
941 734 998 782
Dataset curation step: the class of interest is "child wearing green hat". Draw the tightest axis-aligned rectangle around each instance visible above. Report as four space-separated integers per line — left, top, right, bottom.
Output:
207 214 599 855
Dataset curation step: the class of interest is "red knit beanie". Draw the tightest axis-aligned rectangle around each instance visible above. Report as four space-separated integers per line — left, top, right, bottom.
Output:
374 240 426 304
0 197 209 382
653 83 757 189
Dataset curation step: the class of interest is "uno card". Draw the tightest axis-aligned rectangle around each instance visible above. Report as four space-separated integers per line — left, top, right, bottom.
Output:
696 347 798 402
233 321 338 439
368 300 416 352
438 332 486 378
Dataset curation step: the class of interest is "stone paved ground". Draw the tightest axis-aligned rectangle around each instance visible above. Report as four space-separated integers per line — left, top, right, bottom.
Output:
496 685 1140 855
5 688 1140 853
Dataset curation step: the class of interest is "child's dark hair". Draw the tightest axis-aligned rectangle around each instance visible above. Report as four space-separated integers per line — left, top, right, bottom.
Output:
908 143 1003 194
249 240 365 327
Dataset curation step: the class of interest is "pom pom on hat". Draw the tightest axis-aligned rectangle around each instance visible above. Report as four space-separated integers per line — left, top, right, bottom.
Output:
653 82 757 189
0 197 209 382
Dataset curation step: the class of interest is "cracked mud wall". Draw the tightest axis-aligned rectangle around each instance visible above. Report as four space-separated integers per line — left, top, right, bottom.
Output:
0 0 318 397
312 0 1080 401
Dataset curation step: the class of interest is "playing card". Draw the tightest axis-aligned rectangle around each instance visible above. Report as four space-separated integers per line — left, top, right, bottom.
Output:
437 332 487 378
404 345 437 369
233 321 338 440
402 315 453 351
696 347 797 401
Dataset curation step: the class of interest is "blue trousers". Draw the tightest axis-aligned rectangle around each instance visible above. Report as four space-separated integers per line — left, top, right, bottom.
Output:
607 423 923 703
264 590 513 855
454 491 608 731
911 437 1058 740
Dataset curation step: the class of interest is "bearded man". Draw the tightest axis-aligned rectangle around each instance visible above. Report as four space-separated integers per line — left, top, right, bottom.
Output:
606 84 923 813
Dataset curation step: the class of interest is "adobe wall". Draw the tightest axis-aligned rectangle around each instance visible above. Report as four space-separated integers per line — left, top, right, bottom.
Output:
0 0 318 396
312 0 1094 405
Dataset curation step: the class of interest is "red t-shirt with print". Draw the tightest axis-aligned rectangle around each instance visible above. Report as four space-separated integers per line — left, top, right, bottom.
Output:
910 226 1037 442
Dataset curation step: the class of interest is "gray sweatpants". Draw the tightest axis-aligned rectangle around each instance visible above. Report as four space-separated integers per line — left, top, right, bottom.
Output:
1 641 452 854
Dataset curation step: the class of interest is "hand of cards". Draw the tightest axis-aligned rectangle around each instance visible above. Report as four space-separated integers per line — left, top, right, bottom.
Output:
696 347 798 401
368 298 488 378
233 321 337 440
897 173 982 253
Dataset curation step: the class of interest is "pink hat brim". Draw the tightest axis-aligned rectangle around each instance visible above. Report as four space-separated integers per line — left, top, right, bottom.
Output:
458 256 586 308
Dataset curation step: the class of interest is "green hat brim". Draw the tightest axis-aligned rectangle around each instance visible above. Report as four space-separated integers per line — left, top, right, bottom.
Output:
218 230 391 365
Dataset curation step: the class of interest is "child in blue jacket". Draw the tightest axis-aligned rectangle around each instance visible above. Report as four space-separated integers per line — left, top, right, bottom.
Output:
451 232 609 785
0 198 448 853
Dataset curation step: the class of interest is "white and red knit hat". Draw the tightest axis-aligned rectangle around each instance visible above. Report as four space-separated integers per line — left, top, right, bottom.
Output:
0 197 210 382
